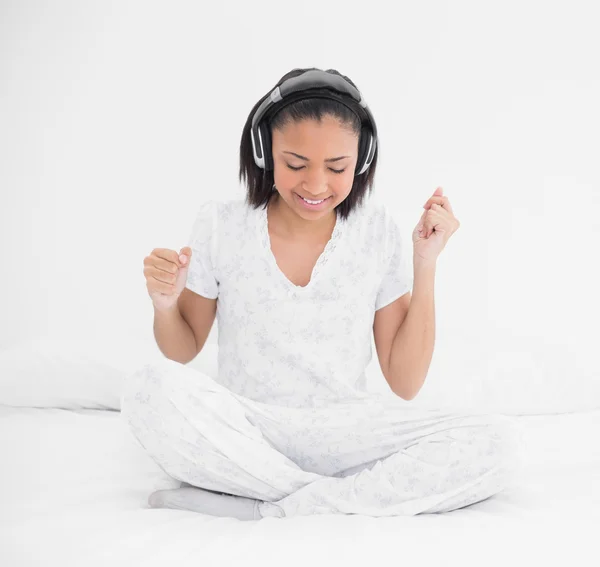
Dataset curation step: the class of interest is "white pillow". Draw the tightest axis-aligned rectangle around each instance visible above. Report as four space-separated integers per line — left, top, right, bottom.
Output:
366 329 600 415
0 336 150 410
0 335 221 410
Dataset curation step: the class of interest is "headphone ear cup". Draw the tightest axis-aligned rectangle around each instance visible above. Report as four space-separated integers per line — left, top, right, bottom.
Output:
260 123 273 171
355 126 370 175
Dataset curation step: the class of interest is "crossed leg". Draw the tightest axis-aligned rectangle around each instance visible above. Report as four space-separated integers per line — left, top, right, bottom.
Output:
120 358 523 519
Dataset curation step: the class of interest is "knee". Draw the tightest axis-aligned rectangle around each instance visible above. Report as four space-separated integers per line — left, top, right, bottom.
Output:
120 358 220 421
120 359 179 418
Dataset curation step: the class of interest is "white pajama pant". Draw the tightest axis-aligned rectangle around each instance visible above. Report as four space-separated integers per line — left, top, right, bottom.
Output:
120 358 524 519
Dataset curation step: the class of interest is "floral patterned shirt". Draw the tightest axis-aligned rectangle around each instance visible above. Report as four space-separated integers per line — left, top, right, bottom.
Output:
184 196 412 409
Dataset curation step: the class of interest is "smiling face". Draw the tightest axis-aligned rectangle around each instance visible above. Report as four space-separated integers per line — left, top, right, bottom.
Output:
271 115 359 221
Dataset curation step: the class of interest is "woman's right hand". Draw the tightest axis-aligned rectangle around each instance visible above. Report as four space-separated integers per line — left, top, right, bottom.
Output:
143 247 192 311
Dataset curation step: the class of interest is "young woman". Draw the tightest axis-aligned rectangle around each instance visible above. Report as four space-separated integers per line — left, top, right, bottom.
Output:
123 67 523 521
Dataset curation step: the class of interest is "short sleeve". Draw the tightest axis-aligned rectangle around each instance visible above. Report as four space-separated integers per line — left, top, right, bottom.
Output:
185 200 219 299
374 210 413 311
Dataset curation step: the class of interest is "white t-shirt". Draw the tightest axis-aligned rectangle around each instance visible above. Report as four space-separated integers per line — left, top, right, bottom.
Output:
184 196 413 408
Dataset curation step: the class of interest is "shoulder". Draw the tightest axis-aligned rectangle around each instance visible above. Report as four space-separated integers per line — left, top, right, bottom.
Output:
190 199 219 226
351 197 399 244
213 198 257 220
192 198 260 247
359 199 409 270
370 196 400 227
191 198 250 225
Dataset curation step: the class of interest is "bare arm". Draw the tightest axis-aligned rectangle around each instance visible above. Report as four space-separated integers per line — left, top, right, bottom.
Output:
153 303 198 364
387 262 436 400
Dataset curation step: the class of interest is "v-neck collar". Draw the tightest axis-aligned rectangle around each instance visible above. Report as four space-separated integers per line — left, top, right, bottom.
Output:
256 200 344 295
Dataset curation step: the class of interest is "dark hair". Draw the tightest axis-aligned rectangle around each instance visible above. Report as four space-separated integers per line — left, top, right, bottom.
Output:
239 67 379 221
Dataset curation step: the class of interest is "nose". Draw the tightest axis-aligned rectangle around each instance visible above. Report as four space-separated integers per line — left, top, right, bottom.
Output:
301 170 329 197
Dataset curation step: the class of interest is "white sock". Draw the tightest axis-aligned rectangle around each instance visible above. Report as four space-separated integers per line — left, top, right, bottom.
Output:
148 485 262 521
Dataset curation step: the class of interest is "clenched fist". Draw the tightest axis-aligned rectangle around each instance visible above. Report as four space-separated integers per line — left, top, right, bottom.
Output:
143 246 192 311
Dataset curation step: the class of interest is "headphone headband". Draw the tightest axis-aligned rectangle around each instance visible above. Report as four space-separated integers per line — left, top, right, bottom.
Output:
250 70 378 175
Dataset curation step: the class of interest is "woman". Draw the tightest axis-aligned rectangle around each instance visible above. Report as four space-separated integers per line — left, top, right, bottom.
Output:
122 67 523 521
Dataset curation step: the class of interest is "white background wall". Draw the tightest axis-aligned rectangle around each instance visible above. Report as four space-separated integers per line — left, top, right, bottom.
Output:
2 1 599 390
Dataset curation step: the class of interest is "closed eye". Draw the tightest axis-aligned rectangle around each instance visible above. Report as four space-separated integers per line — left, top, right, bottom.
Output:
287 165 346 175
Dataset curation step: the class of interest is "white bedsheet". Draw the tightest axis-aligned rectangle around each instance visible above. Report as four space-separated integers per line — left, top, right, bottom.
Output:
1 406 599 566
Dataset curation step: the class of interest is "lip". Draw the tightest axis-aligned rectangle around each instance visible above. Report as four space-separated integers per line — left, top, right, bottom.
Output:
294 193 332 210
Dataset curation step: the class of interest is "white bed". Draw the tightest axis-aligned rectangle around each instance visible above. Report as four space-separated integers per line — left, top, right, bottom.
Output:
1 337 599 566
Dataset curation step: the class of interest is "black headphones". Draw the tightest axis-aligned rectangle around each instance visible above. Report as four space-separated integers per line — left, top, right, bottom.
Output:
250 69 378 176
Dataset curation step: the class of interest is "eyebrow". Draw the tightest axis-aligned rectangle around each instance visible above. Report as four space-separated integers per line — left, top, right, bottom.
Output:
283 151 351 163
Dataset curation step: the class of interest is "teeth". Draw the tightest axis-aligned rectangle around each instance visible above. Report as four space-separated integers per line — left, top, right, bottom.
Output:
302 196 325 204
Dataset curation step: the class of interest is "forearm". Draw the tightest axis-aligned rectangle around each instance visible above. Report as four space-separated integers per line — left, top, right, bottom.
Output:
153 304 198 364
388 260 437 400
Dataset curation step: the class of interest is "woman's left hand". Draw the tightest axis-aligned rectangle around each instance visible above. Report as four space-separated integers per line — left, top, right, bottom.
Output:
412 187 460 265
